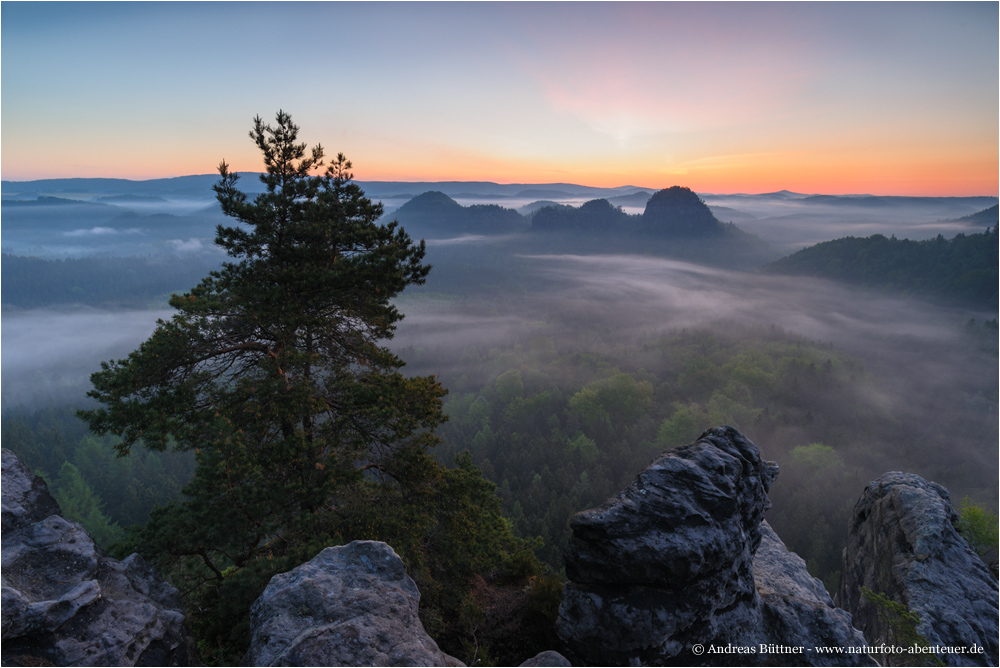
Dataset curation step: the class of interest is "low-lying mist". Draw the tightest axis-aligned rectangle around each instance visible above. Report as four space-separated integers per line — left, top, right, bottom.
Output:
1 308 174 409
3 235 994 591
700 195 994 252
397 252 988 371
394 251 997 486
7 250 994 456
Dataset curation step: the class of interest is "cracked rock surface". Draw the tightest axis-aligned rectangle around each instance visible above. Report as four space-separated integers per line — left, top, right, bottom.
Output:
244 540 464 667
837 472 999 666
1 448 198 667
556 426 872 666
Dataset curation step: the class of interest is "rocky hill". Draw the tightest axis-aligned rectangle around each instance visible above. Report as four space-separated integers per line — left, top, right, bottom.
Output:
4 435 996 667
638 185 727 237
530 186 729 238
391 191 527 237
532 198 631 233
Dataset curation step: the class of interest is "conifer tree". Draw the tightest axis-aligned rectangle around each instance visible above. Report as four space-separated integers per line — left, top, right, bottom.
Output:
77 112 511 660
52 461 125 548
82 109 441 558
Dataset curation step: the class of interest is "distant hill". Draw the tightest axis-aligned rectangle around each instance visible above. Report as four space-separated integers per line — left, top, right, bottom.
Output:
709 205 757 223
1 253 219 308
514 188 577 200
391 191 527 236
2 197 121 232
522 187 776 267
764 229 999 309
955 205 999 227
639 186 726 237
1 175 232 200
800 195 891 208
95 194 168 203
532 198 630 233
607 190 652 207
3 196 113 208
358 180 643 200
518 200 564 217
530 186 734 239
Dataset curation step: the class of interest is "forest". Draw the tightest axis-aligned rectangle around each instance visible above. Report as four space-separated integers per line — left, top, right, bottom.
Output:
765 229 999 309
2 126 997 664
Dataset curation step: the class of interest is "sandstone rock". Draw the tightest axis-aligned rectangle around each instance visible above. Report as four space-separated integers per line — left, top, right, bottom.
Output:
244 540 464 667
837 472 999 666
754 521 873 666
558 427 777 664
556 426 873 666
2 447 61 532
1 448 198 667
518 649 572 666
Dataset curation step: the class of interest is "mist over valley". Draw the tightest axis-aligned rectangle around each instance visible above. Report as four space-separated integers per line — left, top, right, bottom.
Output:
2 173 996 602
4 4 997 662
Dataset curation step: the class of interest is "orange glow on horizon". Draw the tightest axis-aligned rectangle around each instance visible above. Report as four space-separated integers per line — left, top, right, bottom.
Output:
4 149 996 198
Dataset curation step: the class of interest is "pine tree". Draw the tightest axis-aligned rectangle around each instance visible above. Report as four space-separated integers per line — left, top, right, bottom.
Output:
52 461 125 548
77 111 478 661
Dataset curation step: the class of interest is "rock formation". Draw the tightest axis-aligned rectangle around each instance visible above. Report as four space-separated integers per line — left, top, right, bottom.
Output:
394 191 526 236
640 186 724 236
556 426 873 666
518 649 573 666
754 521 873 665
837 472 999 666
244 540 464 667
1 448 198 667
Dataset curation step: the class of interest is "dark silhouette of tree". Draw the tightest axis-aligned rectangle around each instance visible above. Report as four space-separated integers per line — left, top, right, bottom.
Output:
78 112 537 663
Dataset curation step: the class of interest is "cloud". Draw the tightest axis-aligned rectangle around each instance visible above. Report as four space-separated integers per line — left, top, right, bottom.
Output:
168 238 204 252
64 226 141 237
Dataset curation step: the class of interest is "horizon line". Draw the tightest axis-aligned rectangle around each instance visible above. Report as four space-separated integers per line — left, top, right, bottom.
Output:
2 174 998 200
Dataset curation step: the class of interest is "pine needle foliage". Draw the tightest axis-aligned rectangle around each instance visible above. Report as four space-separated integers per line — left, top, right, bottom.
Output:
78 112 544 664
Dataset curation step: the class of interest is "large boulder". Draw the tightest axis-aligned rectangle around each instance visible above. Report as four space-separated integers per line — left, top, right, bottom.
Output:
518 649 572 666
244 540 463 667
837 472 999 666
556 426 873 666
1 448 198 667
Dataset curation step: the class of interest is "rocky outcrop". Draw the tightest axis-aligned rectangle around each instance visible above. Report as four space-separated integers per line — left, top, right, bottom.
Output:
244 540 464 667
837 472 999 666
640 186 725 236
1 448 62 530
518 649 572 666
1 448 198 667
556 426 873 666
754 521 873 665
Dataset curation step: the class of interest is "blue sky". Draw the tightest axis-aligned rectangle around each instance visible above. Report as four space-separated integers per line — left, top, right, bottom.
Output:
2 2 997 194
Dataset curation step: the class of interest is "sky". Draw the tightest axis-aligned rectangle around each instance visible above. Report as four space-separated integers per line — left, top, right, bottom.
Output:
2 2 997 195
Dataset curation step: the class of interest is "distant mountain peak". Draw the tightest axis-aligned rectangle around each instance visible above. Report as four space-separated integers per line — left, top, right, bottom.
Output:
640 186 724 236
396 191 463 214
391 191 526 236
